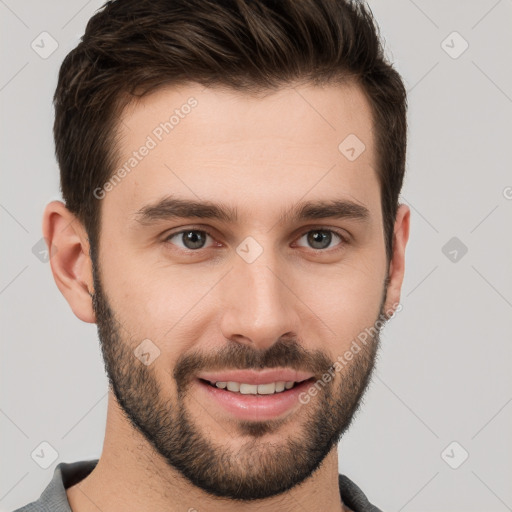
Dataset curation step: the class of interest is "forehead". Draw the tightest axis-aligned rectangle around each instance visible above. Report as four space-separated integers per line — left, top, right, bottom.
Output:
106 81 380 225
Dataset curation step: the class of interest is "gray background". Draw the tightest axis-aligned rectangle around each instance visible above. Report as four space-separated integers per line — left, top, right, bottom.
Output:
1 1 511 511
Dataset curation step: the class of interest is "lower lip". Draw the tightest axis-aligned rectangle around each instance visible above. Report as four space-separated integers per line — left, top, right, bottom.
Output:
196 378 315 422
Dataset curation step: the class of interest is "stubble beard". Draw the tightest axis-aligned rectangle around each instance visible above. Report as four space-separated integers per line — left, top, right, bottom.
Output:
91 255 386 500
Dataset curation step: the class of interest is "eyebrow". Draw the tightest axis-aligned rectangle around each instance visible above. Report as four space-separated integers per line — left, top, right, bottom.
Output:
133 195 371 226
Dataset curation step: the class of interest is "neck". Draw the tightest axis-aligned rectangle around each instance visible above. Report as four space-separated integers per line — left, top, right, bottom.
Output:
67 392 347 512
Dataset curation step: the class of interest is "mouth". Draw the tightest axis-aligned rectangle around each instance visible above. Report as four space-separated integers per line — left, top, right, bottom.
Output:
195 376 317 422
199 378 313 395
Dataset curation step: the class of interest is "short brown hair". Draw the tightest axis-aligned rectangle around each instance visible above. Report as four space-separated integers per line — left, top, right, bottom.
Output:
54 0 407 262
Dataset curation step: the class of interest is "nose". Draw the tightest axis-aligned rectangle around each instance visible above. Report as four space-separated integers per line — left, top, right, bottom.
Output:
219 246 300 351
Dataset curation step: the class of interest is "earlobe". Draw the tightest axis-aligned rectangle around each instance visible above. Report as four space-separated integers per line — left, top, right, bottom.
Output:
42 201 96 324
384 204 410 316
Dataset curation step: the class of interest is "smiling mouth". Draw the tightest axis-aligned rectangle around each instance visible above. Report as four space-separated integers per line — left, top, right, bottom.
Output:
198 377 315 395
195 375 318 421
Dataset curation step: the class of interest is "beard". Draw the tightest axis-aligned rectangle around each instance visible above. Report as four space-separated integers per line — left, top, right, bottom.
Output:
90 254 388 501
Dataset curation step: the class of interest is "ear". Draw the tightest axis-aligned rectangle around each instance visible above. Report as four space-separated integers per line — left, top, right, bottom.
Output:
383 203 410 316
42 201 96 323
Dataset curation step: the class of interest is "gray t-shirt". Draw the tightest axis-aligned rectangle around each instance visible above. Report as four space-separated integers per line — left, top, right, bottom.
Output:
12 459 382 512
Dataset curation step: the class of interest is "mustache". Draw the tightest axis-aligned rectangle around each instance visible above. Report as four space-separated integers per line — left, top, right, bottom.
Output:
173 338 334 388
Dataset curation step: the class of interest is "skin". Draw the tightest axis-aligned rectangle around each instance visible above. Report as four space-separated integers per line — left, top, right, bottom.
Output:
43 81 410 512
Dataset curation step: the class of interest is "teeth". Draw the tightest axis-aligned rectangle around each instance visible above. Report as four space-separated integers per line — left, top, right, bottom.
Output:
257 383 276 395
226 382 240 392
213 380 298 395
240 383 258 394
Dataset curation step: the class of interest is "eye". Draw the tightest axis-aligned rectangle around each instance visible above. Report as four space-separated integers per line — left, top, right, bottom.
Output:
164 229 216 251
295 229 347 251
163 227 348 253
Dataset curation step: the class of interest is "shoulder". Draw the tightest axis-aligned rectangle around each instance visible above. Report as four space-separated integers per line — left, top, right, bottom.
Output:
11 460 99 512
338 473 383 512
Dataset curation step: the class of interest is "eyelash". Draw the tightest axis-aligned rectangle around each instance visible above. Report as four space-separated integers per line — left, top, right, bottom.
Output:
163 226 349 253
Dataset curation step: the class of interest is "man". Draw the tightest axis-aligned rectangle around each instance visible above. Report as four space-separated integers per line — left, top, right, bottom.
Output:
15 0 409 510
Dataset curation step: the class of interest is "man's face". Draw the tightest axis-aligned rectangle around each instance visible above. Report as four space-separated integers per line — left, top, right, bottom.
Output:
91 82 392 500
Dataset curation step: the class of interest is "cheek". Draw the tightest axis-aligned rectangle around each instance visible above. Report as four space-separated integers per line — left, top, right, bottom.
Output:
294 259 385 346
102 258 217 360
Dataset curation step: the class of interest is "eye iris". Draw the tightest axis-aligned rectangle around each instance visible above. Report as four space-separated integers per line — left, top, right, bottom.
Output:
183 231 206 250
177 230 335 251
307 230 331 249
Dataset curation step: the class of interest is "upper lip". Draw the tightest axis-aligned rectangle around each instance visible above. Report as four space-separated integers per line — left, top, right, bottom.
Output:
197 369 315 386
